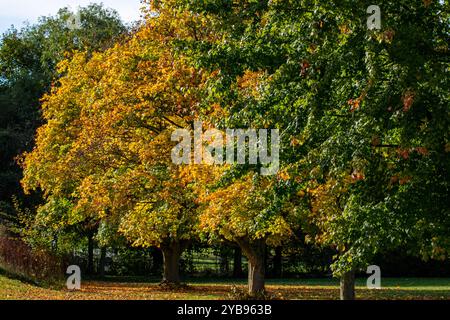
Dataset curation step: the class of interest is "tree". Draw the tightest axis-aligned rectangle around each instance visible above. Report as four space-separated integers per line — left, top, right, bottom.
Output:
187 164 300 294
0 4 126 238
289 0 449 299
182 0 449 299
21 1 213 284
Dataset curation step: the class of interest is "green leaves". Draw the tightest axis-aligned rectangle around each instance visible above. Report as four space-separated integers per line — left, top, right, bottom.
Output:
14 0 450 275
184 0 449 274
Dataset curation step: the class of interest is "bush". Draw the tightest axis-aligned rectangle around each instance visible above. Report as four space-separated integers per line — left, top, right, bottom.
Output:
0 227 65 285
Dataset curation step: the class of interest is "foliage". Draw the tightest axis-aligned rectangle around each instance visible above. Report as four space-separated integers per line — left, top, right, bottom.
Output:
0 4 127 243
7 0 450 293
182 0 450 277
20 1 213 264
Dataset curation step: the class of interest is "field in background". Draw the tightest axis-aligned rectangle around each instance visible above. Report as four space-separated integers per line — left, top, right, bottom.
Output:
1 274 449 300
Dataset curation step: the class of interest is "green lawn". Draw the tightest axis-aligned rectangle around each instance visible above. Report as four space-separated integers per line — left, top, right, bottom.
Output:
0 274 448 300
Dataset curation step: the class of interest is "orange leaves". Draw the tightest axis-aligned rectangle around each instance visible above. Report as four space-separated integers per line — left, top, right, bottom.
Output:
396 148 410 160
351 170 365 182
209 102 229 120
390 175 412 186
348 98 361 112
236 70 266 98
300 60 310 77
390 175 399 185
278 170 290 181
196 172 293 244
20 2 216 248
423 0 433 7
396 146 429 160
290 136 301 147
402 90 416 112
415 147 429 156
371 136 381 147
399 176 412 185
382 29 396 43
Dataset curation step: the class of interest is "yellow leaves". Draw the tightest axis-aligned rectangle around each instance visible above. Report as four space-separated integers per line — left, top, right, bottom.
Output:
23 1 300 252
119 189 196 248
309 166 321 178
236 70 266 99
74 176 110 216
290 136 301 147
21 7 212 248
306 178 347 245
264 216 292 239
307 44 318 54
339 24 351 35
196 172 293 244
278 170 290 181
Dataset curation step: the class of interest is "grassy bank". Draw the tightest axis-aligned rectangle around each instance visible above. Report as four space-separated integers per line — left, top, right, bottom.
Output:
1 274 449 300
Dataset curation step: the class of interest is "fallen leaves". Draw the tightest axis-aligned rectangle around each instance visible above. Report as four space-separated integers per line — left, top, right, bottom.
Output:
1 276 448 300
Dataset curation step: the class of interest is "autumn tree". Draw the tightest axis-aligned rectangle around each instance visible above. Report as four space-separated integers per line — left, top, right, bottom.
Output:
197 170 300 294
21 1 214 283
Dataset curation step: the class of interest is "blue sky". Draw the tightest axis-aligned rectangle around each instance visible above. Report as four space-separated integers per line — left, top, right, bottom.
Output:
0 0 143 34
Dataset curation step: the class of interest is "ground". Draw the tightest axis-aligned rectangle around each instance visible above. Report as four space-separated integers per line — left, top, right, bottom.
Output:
0 275 449 300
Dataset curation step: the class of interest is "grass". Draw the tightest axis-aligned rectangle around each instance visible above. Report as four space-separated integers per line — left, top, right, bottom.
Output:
0 274 449 300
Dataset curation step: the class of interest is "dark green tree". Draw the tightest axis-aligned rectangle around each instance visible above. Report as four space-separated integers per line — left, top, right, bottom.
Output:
0 4 127 257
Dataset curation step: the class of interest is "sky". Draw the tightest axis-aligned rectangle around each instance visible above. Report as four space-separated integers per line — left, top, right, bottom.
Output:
0 0 143 34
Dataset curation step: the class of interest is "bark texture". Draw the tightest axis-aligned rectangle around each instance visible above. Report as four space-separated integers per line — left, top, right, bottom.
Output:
340 270 356 300
160 240 189 284
237 238 266 295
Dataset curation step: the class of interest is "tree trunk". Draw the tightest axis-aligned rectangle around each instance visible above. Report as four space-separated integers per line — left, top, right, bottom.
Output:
160 241 188 284
87 232 94 275
340 270 356 300
99 247 107 277
233 247 243 278
237 238 266 295
248 255 265 294
273 246 282 278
